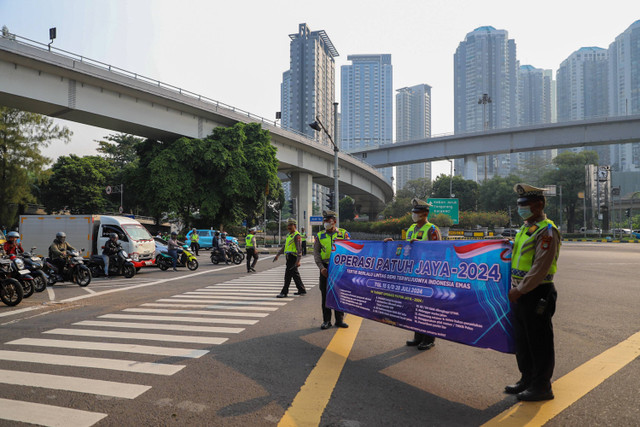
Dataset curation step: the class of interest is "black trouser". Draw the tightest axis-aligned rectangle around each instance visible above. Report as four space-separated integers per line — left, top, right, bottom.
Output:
280 253 305 295
320 262 344 323
301 242 307 256
190 242 199 256
246 247 258 271
513 282 557 391
411 332 436 345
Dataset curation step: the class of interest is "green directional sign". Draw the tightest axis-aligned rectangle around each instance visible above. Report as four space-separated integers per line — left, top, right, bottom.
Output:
427 198 459 225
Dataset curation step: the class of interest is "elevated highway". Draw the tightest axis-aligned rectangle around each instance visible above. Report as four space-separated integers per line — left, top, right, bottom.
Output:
0 34 393 230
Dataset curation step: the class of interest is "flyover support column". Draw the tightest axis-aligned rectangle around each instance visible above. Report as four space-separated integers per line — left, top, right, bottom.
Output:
290 172 313 241
463 155 478 182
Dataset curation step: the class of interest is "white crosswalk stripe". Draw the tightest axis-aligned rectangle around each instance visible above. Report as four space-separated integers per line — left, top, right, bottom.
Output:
0 261 318 426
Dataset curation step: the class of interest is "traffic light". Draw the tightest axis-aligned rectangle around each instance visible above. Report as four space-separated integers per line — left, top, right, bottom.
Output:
326 191 334 210
625 208 631 218
289 199 297 216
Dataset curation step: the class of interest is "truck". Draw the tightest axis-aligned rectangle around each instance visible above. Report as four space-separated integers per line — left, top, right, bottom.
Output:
19 215 156 269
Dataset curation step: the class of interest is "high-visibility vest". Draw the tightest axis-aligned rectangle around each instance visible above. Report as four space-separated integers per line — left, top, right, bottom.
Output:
406 222 439 241
511 219 560 283
191 233 199 243
300 232 307 241
317 228 349 261
245 234 254 248
284 231 301 254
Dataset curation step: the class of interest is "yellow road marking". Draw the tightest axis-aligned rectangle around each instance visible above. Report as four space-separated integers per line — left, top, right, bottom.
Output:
279 315 362 427
483 331 640 426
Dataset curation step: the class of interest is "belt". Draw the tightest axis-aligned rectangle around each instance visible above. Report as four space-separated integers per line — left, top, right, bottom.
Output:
511 269 554 283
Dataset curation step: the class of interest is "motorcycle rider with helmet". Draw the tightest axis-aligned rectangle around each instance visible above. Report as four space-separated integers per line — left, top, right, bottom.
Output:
166 231 181 271
3 231 24 255
49 232 77 276
102 233 120 278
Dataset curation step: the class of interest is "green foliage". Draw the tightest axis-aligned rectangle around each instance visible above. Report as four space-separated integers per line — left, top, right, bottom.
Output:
432 174 478 211
430 213 453 228
457 211 510 229
41 155 116 214
478 174 522 212
339 196 356 222
96 133 142 168
343 214 413 235
397 178 432 199
0 107 71 226
381 196 412 218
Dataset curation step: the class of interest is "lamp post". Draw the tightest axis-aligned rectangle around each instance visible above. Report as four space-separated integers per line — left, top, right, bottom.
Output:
478 93 492 182
447 159 454 198
309 105 340 227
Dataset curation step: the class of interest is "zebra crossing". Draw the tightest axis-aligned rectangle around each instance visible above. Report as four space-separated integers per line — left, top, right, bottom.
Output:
0 262 318 426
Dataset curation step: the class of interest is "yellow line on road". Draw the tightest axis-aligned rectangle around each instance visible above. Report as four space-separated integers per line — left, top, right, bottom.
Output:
278 314 362 427
483 331 640 426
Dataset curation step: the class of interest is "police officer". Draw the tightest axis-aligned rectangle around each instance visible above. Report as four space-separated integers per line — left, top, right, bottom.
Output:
275 218 306 298
504 183 561 402
385 198 441 350
246 227 258 273
190 228 200 256
314 210 350 330
300 228 307 256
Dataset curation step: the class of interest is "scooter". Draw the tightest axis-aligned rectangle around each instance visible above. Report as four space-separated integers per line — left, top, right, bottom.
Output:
227 242 244 264
21 248 48 293
87 247 136 278
6 255 35 298
0 258 23 306
157 245 198 271
43 249 92 287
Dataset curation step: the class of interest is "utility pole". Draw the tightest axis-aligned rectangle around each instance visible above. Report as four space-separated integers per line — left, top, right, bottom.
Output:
478 94 492 182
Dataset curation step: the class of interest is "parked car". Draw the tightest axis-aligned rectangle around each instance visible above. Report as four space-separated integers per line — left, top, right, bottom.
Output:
611 228 631 235
185 229 238 249
632 230 640 239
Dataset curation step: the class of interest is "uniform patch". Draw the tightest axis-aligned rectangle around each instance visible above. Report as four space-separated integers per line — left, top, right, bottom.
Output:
526 225 539 236
417 231 424 240
541 235 552 250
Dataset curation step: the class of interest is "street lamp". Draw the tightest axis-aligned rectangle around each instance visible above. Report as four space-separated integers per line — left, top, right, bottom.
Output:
478 93 492 182
447 159 455 198
309 111 340 227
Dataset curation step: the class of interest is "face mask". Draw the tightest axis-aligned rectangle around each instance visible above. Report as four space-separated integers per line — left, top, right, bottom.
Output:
323 222 333 230
518 206 532 219
411 213 422 223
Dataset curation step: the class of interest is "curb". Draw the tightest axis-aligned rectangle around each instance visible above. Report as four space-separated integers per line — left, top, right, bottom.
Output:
563 238 640 243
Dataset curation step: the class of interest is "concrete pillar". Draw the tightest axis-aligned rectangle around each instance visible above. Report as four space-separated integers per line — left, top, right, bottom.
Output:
463 155 478 182
290 172 313 238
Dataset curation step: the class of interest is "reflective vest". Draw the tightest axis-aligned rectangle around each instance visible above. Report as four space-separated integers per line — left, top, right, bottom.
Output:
406 222 439 241
511 219 559 283
300 232 307 242
284 231 301 254
245 234 254 248
317 228 348 261
191 233 199 243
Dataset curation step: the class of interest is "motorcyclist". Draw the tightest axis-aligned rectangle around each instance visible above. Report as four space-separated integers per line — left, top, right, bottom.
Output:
102 233 120 278
48 232 76 276
213 231 229 264
3 231 24 255
166 231 180 271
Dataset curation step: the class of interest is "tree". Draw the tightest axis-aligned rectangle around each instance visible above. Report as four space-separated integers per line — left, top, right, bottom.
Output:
397 178 432 199
541 150 598 232
478 174 522 212
42 155 116 214
432 174 479 211
339 196 356 222
0 107 71 226
96 133 142 168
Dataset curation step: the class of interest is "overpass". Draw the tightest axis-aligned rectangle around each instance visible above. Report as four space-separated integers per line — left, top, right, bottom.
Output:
354 115 640 180
0 33 393 232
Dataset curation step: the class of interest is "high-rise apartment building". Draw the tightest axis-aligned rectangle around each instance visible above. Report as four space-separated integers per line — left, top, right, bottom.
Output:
515 65 556 167
556 46 610 162
281 23 339 146
453 26 518 179
395 84 432 190
608 20 640 172
340 54 393 183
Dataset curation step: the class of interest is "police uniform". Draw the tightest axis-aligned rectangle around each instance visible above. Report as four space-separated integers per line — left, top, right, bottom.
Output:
505 183 561 402
276 218 306 298
245 228 258 272
313 210 350 329
300 228 307 256
405 198 441 350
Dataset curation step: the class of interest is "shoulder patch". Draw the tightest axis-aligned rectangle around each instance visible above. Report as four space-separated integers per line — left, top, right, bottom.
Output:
526 225 539 236
541 235 552 250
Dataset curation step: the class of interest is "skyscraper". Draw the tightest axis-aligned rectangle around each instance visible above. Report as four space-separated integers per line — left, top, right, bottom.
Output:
281 23 339 146
453 26 518 180
395 84 432 190
608 20 640 172
340 54 393 183
556 46 609 162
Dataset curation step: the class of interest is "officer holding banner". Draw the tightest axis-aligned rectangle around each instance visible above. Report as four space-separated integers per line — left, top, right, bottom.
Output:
385 198 441 350
314 210 351 330
505 183 561 402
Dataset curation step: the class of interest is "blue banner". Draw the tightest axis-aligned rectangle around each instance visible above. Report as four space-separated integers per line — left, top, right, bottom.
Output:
326 240 515 354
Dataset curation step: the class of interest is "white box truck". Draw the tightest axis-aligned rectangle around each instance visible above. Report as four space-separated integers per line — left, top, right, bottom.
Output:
19 215 156 268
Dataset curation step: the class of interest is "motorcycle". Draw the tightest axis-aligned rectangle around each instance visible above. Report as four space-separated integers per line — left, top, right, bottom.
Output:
0 258 24 306
87 247 136 279
157 245 198 271
43 249 92 287
21 248 48 293
210 244 243 265
7 255 35 298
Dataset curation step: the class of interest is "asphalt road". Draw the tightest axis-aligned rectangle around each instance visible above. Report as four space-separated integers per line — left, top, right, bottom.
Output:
0 243 638 426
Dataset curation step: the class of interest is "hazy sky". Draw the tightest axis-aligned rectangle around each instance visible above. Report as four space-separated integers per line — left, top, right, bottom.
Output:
2 0 638 178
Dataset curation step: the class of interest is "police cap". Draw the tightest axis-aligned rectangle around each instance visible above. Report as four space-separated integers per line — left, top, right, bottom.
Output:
514 183 546 204
322 210 337 220
411 198 432 213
